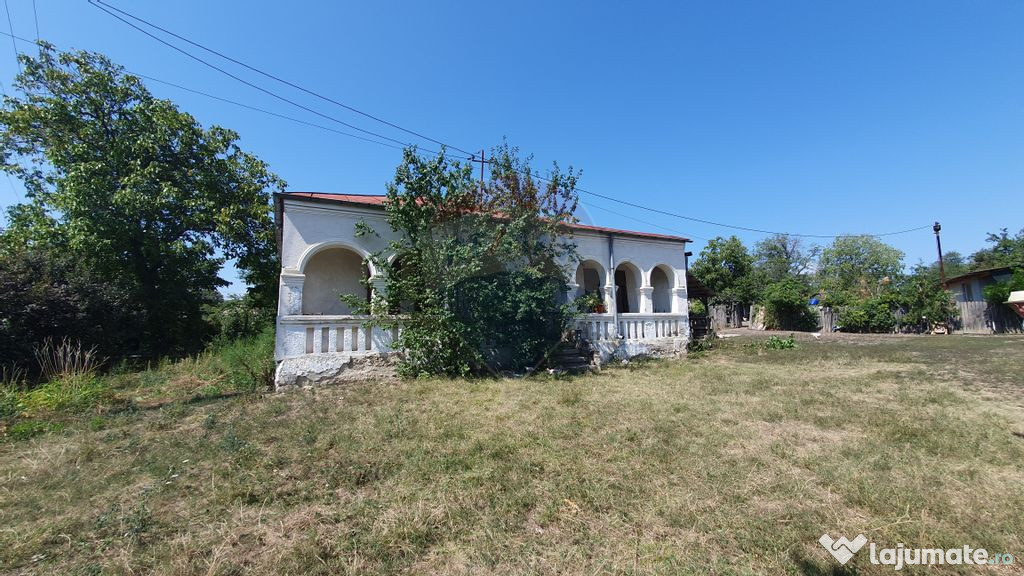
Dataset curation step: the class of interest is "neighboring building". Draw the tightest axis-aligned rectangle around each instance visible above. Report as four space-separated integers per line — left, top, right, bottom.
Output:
944 266 1021 333
274 192 694 387
945 266 1014 305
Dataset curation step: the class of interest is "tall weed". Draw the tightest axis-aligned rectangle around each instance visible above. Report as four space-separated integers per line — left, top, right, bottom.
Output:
34 338 103 381
216 327 275 392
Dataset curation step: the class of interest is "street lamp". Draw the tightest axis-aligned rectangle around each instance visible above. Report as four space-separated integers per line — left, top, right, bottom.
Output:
933 222 945 285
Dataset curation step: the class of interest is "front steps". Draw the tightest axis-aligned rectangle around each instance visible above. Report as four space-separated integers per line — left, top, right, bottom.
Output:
543 340 595 374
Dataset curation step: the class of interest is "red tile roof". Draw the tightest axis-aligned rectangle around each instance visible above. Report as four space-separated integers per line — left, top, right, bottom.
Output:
280 191 690 243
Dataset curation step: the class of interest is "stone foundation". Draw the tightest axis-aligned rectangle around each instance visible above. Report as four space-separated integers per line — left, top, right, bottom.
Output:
275 353 399 389
590 337 686 365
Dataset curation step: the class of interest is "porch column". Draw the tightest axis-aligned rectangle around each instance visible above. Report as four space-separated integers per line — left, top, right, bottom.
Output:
603 283 616 315
639 286 654 313
672 286 690 338
565 282 580 305
370 276 389 314
279 272 305 315
671 287 688 315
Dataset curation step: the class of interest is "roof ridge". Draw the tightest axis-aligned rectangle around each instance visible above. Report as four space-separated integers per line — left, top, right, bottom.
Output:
280 191 690 242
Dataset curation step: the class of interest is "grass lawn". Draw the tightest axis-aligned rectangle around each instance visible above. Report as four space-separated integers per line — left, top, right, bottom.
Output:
2 333 1023 575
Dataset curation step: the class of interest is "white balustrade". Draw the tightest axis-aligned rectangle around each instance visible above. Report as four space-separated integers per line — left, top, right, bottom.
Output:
576 313 686 342
276 315 400 359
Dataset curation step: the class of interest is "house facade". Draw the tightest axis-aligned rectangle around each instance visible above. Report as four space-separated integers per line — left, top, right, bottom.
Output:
274 192 693 388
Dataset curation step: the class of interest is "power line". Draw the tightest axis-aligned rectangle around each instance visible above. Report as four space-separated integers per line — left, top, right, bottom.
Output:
89 0 477 158
509 163 930 239
3 0 19 73
138 74 410 152
31 0 38 44
581 200 710 242
0 80 22 202
0 29 437 156
86 1 473 161
9 16 933 240
576 185 931 239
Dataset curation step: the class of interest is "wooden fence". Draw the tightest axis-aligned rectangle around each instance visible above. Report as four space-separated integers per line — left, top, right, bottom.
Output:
818 306 839 333
953 301 1023 334
815 303 1022 334
709 304 747 329
711 301 1022 334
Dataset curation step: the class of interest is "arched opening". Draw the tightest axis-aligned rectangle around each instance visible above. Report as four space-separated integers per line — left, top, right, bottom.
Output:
575 260 606 299
651 265 674 313
614 262 641 313
302 247 370 315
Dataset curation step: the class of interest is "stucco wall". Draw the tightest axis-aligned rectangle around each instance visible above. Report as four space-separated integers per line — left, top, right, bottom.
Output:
563 230 690 314
278 196 691 323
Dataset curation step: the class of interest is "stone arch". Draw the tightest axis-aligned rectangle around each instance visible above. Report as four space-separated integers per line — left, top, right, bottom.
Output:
575 259 606 297
301 246 371 315
650 264 675 313
614 260 642 313
297 240 376 277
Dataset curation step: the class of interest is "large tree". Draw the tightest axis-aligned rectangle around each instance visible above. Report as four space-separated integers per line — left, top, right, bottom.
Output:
752 234 817 284
816 235 904 304
691 236 758 306
0 44 284 357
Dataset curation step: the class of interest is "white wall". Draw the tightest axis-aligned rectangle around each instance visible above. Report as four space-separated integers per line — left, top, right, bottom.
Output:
279 197 691 317
566 230 690 314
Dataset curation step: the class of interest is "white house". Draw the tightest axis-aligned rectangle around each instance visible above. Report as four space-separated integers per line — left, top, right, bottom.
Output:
274 191 693 387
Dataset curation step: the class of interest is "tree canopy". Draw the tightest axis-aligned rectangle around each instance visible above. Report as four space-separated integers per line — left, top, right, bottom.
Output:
0 45 284 358
690 236 758 306
753 234 817 284
816 236 904 304
970 228 1024 270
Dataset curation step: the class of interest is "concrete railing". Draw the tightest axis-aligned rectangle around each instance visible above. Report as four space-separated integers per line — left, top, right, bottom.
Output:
576 313 687 342
276 315 399 360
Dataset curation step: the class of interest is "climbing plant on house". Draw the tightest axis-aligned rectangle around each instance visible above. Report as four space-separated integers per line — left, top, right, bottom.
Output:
350 143 580 377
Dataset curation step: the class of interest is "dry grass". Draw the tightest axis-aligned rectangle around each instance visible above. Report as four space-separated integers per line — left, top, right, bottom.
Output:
1 334 1023 575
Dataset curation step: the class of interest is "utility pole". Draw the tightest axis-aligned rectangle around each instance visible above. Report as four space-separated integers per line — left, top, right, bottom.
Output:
469 149 485 195
933 221 945 286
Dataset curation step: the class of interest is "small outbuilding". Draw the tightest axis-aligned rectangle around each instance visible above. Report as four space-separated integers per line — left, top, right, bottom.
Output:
943 266 1022 333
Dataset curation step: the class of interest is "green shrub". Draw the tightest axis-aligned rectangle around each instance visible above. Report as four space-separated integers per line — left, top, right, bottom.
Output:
983 268 1024 306
216 327 276 392
839 296 897 333
689 299 707 315
686 336 715 355
746 335 797 351
760 279 818 331
0 383 23 420
0 366 26 419
896 265 960 332
762 335 797 350
204 295 274 343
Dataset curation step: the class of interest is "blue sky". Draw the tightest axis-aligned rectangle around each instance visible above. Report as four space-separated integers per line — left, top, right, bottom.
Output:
1 1 1021 293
